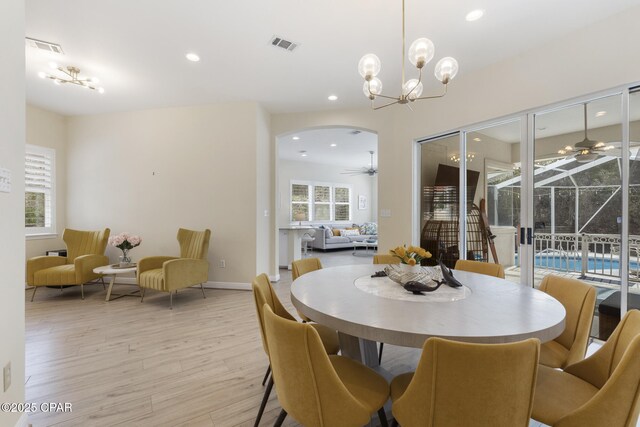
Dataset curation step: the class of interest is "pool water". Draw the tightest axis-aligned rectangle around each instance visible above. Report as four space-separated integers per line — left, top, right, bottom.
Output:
515 255 640 272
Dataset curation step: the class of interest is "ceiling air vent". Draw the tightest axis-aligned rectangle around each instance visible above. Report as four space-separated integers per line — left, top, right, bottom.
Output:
26 37 64 55
269 35 299 52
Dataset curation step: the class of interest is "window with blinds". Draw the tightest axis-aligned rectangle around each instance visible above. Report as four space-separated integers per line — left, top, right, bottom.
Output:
25 145 55 235
290 181 351 222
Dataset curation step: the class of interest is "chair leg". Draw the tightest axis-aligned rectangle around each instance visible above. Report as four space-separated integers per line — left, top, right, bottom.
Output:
379 342 384 365
101 277 106 290
31 287 37 302
273 409 287 427
81 283 85 300
378 408 389 427
200 283 206 299
169 292 173 310
140 287 146 302
391 419 399 427
254 376 274 427
261 364 271 386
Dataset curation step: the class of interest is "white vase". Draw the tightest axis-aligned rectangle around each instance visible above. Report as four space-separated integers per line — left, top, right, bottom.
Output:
397 263 421 273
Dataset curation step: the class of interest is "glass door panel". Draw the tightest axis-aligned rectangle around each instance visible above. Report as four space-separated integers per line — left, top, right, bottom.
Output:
466 120 522 283
533 94 622 339
628 89 640 315
419 134 461 266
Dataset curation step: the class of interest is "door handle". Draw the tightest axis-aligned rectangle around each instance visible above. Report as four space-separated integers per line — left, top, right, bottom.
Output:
527 227 533 245
520 227 525 245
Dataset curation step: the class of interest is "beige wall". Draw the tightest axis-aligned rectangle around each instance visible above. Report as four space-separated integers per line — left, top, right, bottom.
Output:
271 6 640 266
66 102 266 284
0 0 26 425
25 105 67 259
277 159 377 226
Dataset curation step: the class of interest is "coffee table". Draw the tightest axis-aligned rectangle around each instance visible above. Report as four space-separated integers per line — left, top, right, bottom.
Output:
93 264 139 302
353 240 378 256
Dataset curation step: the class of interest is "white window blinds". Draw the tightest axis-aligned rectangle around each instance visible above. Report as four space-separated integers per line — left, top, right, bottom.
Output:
25 145 55 234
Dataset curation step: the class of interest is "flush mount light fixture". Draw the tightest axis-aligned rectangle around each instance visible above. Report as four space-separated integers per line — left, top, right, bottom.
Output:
185 52 200 62
328 95 338 101
595 111 607 117
330 143 337 147
473 137 482 142
465 9 485 22
358 0 459 110
38 65 104 93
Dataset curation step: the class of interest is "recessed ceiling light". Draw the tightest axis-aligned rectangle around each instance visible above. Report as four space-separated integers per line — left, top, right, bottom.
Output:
473 137 482 142
465 9 484 22
330 143 337 147
328 95 338 101
292 136 300 140
595 111 607 117
185 52 200 62
37 71 46 79
300 150 308 157
98 87 105 94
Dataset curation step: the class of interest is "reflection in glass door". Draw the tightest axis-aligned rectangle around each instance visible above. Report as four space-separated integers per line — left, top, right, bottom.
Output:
533 95 622 339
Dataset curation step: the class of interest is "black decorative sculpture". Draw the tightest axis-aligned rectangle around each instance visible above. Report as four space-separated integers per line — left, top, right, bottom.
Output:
433 258 463 288
403 281 444 295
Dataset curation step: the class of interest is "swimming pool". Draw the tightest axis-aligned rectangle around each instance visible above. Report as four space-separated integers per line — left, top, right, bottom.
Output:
515 254 640 273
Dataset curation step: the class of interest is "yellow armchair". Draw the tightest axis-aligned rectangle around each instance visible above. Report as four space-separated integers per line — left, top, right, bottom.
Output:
137 228 211 309
27 228 110 301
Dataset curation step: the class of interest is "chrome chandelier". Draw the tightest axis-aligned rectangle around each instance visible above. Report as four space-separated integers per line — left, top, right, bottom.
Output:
39 65 104 94
358 0 459 110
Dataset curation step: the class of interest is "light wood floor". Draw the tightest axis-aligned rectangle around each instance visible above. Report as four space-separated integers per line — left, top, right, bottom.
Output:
25 251 421 427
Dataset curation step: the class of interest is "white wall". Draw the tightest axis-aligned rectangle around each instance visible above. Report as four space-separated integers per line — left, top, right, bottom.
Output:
271 6 640 265
277 158 377 226
0 0 26 425
66 102 268 284
25 105 67 259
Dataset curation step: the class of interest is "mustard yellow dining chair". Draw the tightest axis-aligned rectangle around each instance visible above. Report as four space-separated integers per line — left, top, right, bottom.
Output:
454 259 505 279
390 337 540 427
373 253 399 364
27 228 110 301
263 304 390 427
291 257 322 322
373 254 400 265
537 275 596 368
291 257 322 280
251 273 339 427
137 228 210 309
532 310 640 427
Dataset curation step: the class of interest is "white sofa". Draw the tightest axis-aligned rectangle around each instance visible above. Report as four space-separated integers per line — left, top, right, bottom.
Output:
311 223 378 251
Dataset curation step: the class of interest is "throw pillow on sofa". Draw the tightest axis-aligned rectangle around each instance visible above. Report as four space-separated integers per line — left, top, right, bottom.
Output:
340 229 360 237
359 222 378 235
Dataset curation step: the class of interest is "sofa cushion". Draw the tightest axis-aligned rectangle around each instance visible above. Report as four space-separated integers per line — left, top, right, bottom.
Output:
359 222 378 235
332 229 342 236
340 229 360 237
326 236 351 244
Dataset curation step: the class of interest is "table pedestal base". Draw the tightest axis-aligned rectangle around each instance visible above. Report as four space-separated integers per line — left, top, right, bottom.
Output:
338 332 380 368
105 276 141 302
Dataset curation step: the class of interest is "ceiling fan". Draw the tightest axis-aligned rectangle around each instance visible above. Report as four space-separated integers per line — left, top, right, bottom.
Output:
342 151 378 176
557 103 616 163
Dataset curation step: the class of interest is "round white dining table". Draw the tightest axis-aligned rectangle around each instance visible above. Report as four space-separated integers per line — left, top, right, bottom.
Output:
290 264 566 367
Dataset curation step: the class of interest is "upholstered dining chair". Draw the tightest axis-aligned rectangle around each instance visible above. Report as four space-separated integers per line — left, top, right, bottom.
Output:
137 228 211 309
531 310 640 427
373 254 400 265
390 337 540 427
27 228 111 301
263 304 390 427
251 273 339 427
537 275 596 368
291 257 323 322
454 259 505 279
373 253 399 364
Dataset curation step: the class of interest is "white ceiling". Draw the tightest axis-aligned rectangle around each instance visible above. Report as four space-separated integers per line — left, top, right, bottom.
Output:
25 0 640 116
278 128 377 168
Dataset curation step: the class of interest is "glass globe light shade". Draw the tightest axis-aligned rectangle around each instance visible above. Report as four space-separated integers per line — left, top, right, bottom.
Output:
363 78 383 98
434 57 459 83
408 38 435 68
402 79 423 100
358 54 381 79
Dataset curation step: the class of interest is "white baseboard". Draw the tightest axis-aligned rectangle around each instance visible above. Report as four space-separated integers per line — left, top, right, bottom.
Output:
114 277 251 291
269 273 280 282
15 413 29 427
